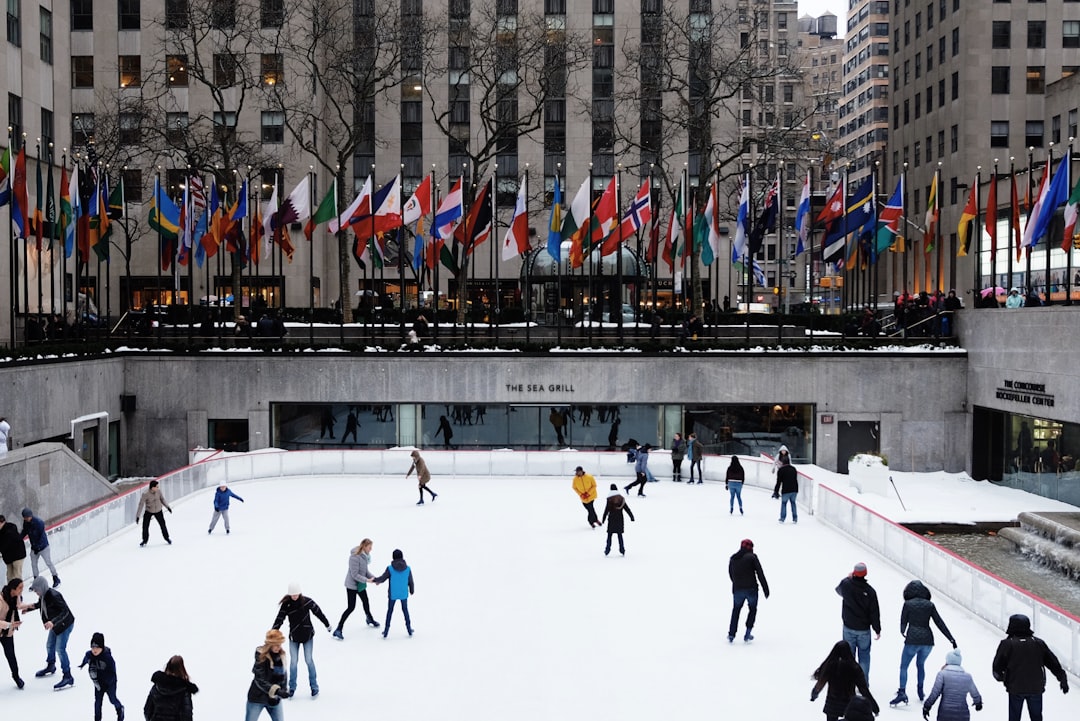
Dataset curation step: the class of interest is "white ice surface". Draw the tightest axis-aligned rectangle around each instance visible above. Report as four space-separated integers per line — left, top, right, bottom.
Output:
3 471 1077 719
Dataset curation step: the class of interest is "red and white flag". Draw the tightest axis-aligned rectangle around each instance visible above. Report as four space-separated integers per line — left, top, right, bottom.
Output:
501 176 529 261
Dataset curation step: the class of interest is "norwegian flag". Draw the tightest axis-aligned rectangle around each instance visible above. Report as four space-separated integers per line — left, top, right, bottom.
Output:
618 177 652 239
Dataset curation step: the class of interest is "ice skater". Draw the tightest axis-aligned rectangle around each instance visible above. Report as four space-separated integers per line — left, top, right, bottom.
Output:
836 562 881 683
728 539 769 643
601 483 635 556
143 655 198 721
725 456 746 514
572 466 600 528
20 508 60 587
208 484 244 534
891 579 957 706
246 629 289 719
333 539 380 639
624 443 650 498
810 640 879 721
686 432 704 483
272 582 331 698
991 613 1069 721
136 481 173 547
922 649 982 721
772 456 799 523
670 432 685 481
406 450 438 505
0 514 27 582
373 549 414 638
23 574 75 689
0 577 24 689
78 632 124 721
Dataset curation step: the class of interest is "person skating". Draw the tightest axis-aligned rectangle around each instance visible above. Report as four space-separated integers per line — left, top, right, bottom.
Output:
810 639 879 721
922 649 982 721
670 432 686 481
373 549 414 638
772 456 799 523
772 444 791 472
725 456 746 515
0 577 24 689
836 562 882 683
208 484 244 534
686 433 705 483
406 450 438 505
601 484 635 556
22 574 75 689
136 481 173 547
78 631 124 721
246 629 289 720
0 514 27 582
892 579 958 706
727 539 769 643
20 508 60 587
624 443 651 498
991 613 1069 721
143 655 198 721
333 539 380 639
272 582 330 697
572 466 601 528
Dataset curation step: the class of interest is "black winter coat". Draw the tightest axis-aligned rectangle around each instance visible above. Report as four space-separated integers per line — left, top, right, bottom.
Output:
273 595 330 643
0 521 26 562
247 649 287 706
773 464 799 494
836 576 881 633
79 647 118 689
144 671 198 721
728 549 769 595
601 493 634 533
992 616 1068 695
812 660 879 718
900 580 955 647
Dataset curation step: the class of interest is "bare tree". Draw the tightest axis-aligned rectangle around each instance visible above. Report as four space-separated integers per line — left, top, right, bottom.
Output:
420 0 592 321
613 4 827 312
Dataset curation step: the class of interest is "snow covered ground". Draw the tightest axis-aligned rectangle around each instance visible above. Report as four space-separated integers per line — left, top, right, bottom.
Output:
3 466 1076 720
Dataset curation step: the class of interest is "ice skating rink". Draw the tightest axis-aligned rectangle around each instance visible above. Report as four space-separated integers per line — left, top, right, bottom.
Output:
4 473 1076 720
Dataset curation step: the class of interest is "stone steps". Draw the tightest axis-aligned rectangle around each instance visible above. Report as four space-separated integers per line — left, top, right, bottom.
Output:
997 512 1080 578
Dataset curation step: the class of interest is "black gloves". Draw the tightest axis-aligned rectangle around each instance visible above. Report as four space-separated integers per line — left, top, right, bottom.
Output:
1061 680 1069 694
135 516 141 524
951 640 957 649
167 508 173 513
772 492 780 499
278 688 291 699
922 707 930 720
810 691 818 702
974 703 982 711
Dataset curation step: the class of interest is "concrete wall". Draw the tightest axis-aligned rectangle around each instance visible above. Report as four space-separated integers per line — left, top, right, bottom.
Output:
0 443 119 524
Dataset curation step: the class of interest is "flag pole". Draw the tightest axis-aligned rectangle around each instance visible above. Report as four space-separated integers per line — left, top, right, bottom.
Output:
60 150 67 323
616 164 624 345
1045 145 1055 304
309 166 316 345
155 170 163 342
432 172 441 343
35 142 43 329
1066 143 1074 306
555 165 562 347
973 168 982 300
990 163 998 297
493 166 500 345
186 170 194 343
808 164 815 343
524 164 530 345
1026 149 1035 300
7 127 15 348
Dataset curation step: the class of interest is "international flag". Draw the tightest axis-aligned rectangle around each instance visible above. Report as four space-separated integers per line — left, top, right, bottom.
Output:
262 184 278 262
618 176 652 241
546 174 562 262
12 146 29 238
731 174 750 263
433 176 463 240
88 176 111 262
1026 154 1070 250
197 181 221 261
331 176 370 234
372 174 402 235
501 175 529 261
59 166 73 256
924 172 939 253
177 179 193 266
645 215 660 264
45 161 57 243
957 175 978 257
561 176 591 267
1062 175 1080 252
700 181 720 266
794 171 811 256
590 175 619 256
0 146 10 207
464 178 493 256
1011 173 1022 263
875 176 904 254
402 174 432 226
192 198 210 268
305 179 337 241
663 179 685 270
150 176 181 270
848 178 876 266
748 174 779 256
224 182 248 257
271 175 311 242
33 153 44 250
985 174 997 256
1021 163 1050 250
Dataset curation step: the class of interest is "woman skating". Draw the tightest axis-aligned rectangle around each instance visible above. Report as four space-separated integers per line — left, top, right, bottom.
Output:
333 539 380 639
670 432 686 482
0 577 24 688
143 655 198 721
725 456 746 514
246 630 289 720
601 483 635 556
811 640 879 721
271 583 330 698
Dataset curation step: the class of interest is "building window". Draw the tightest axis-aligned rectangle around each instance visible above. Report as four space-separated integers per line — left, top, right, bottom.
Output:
119 55 141 88
951 124 958 152
214 54 236 87
166 111 188 145
211 0 235 28
1064 21 1080 49
39 7 51 63
261 54 283 86
1025 120 1044 148
167 55 188 86
72 56 94 88
991 67 1010 94
951 27 959 56
6 0 20 47
1027 20 1045 49
213 111 237 142
122 169 143 203
938 130 945 158
261 0 283 27
119 0 140 30
1070 109 1078 139
914 141 921 167
951 72 958 100
71 0 93 31
990 121 1009 148
1052 114 1061 144
260 168 278 201
7 93 20 140
41 107 53 147
261 111 284 143
72 112 95 147
992 21 1010 48
1026 66 1044 94
119 112 141 145
165 0 188 29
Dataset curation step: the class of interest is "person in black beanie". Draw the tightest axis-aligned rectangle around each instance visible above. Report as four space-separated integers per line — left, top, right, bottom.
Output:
772 456 799 523
78 631 124 721
728 539 769 643
992 613 1069 721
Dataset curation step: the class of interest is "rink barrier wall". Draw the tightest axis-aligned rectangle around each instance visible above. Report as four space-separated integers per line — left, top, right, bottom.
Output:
36 448 814 576
815 483 1080 679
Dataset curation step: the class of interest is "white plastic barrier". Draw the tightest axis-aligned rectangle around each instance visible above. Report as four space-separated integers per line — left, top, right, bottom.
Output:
816 482 1080 678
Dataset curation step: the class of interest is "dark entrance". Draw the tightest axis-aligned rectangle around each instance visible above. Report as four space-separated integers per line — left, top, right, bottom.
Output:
972 408 1007 481
836 421 879 474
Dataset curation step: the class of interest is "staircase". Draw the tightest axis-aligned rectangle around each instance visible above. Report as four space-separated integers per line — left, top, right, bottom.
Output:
998 512 1080 578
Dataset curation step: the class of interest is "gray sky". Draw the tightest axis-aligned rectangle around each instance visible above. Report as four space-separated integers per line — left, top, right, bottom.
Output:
797 0 848 25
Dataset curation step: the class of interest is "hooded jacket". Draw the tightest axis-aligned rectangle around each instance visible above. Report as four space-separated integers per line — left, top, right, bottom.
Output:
20 512 49 553
633 446 650 475
900 580 955 647
373 556 415 601
836 575 881 634
29 574 74 634
601 491 634 533
79 646 118 689
728 548 770 596
991 614 1068 695
143 670 199 721
924 664 982 721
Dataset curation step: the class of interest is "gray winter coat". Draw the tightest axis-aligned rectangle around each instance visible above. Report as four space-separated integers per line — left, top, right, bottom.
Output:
343 550 374 589
900 580 955 647
924 665 981 721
